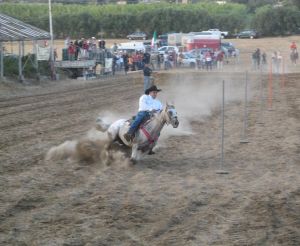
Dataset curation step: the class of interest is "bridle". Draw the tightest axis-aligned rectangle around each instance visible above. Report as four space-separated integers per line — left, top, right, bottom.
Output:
165 105 179 128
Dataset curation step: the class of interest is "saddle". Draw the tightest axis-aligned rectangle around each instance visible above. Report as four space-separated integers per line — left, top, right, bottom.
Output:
127 114 151 128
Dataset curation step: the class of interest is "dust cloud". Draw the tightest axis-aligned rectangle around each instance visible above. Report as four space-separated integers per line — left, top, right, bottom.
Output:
158 74 252 141
46 127 130 166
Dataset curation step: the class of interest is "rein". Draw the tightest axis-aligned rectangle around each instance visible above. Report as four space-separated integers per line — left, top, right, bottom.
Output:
140 126 159 144
139 109 169 145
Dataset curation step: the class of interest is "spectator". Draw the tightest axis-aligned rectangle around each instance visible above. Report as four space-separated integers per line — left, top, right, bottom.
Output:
272 51 282 74
156 53 161 70
177 52 184 67
112 53 118 76
132 52 139 71
122 52 129 75
112 43 118 52
98 40 106 49
290 41 297 51
252 49 259 70
164 52 170 70
143 63 153 91
64 36 70 48
143 51 151 64
256 48 261 68
216 50 224 70
205 51 212 70
128 55 133 71
262 52 267 65
74 40 80 60
68 41 76 61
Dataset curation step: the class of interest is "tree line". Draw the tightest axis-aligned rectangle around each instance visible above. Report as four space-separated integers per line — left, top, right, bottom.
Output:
0 2 299 39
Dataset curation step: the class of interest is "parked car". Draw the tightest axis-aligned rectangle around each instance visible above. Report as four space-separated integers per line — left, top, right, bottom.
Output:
186 48 213 57
158 46 179 55
158 33 168 46
236 30 259 39
221 42 235 57
207 29 229 39
221 42 235 51
126 32 147 40
179 53 197 68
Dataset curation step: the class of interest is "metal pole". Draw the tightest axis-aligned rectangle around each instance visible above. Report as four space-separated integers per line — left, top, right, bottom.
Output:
240 71 249 143
33 40 40 81
48 0 56 80
216 80 229 174
18 41 24 82
280 57 285 91
268 59 273 110
258 66 264 125
22 40 24 58
0 42 3 79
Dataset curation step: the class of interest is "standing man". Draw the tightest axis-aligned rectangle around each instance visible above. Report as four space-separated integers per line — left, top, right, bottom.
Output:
124 85 162 142
143 63 153 92
122 52 129 75
216 49 224 70
143 51 151 65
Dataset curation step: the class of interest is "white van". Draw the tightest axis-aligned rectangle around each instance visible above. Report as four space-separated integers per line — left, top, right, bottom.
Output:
116 41 145 52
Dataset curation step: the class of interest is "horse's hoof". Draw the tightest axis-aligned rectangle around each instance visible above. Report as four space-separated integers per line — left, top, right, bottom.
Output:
148 150 155 155
130 158 137 165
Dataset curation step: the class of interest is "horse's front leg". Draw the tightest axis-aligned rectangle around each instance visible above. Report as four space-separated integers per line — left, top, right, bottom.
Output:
131 144 143 163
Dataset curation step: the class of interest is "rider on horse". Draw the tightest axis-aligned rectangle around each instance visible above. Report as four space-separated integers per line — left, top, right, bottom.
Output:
290 41 297 51
124 85 162 142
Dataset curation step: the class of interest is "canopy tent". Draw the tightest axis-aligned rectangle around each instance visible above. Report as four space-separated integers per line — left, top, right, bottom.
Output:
0 13 51 80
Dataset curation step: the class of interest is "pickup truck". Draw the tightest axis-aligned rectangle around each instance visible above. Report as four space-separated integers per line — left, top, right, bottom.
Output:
207 29 229 39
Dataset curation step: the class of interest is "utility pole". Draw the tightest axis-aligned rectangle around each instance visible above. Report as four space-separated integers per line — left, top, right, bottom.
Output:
48 0 56 80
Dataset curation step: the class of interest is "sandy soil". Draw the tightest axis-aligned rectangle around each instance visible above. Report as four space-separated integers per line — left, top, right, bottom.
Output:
0 37 300 245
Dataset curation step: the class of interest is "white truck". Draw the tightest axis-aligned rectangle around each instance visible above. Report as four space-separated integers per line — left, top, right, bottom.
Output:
207 29 229 39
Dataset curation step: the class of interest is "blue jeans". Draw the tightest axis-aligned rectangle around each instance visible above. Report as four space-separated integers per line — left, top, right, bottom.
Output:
128 111 150 135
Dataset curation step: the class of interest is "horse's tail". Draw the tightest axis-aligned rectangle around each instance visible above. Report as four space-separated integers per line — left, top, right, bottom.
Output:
95 117 111 132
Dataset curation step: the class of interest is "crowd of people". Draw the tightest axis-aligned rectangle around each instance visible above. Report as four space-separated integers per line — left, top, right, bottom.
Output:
250 41 298 74
251 48 267 70
65 37 106 61
62 36 298 79
63 36 239 74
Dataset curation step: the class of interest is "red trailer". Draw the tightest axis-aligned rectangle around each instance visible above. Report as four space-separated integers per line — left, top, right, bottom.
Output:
186 33 221 51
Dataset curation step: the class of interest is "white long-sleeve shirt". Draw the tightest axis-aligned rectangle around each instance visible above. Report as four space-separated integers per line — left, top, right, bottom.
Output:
138 94 163 112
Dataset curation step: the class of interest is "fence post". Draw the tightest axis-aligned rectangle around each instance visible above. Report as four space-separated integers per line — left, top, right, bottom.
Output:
280 57 285 91
216 80 229 174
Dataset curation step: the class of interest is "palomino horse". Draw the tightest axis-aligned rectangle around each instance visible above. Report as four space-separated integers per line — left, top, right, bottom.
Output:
290 49 298 65
96 104 179 161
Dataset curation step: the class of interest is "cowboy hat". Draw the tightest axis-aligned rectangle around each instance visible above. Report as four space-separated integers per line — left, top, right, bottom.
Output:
145 85 162 95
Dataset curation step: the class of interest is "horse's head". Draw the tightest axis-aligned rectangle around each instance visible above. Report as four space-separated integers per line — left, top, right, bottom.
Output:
164 103 179 128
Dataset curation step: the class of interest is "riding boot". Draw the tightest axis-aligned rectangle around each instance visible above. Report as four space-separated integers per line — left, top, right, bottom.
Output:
124 132 134 142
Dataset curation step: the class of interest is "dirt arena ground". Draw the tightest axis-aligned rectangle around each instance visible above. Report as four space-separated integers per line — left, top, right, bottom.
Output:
0 37 299 245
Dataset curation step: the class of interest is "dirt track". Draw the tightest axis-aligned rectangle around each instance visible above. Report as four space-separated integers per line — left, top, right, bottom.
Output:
0 37 300 245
